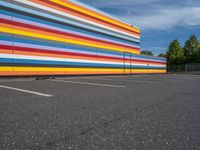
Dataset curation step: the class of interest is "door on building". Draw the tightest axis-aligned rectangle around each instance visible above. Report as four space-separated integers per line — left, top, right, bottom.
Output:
123 52 132 74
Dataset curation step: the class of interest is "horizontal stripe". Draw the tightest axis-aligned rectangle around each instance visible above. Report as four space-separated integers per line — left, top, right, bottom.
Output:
13 0 138 38
0 6 139 43
0 18 139 50
0 26 140 54
0 10 140 46
8 15 139 47
0 45 166 65
34 0 139 35
0 35 127 57
56 0 140 33
0 71 166 76
0 34 163 62
0 35 164 63
0 62 166 70
0 54 166 68
0 66 166 72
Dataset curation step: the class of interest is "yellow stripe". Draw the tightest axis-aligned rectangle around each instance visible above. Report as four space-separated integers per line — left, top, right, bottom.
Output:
0 27 139 54
0 66 166 73
11 67 122 72
50 0 140 33
131 69 166 73
0 67 13 71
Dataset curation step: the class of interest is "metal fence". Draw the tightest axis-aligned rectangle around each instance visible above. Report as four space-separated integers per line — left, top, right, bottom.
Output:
167 63 200 73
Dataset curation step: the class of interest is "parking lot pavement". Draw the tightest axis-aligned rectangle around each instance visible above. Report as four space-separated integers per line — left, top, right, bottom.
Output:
0 74 200 150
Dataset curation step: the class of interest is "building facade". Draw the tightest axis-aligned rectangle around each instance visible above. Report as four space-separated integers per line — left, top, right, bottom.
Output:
0 0 166 76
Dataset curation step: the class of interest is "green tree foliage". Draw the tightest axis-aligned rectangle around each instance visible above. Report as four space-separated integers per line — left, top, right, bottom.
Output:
166 40 185 65
158 53 166 58
141 50 154 56
183 35 200 63
197 47 200 63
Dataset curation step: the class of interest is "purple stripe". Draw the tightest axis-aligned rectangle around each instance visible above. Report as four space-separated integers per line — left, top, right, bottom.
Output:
0 14 11 19
0 40 12 46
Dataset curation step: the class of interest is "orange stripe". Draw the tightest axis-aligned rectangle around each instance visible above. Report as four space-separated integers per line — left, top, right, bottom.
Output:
0 23 12 28
0 71 124 76
0 50 12 54
131 60 166 65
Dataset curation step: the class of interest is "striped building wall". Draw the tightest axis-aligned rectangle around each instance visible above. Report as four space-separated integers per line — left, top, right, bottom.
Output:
0 0 166 76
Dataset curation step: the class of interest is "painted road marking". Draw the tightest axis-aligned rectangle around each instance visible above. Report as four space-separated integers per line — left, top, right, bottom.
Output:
0 85 52 97
88 78 154 84
56 77 153 83
48 79 126 88
96 76 182 83
0 79 34 83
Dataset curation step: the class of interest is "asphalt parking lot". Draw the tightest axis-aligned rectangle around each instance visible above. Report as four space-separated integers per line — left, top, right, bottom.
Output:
0 74 200 150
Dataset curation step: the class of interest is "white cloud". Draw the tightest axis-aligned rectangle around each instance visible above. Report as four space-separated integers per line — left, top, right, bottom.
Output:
90 0 160 7
123 7 200 30
142 46 167 55
79 0 160 7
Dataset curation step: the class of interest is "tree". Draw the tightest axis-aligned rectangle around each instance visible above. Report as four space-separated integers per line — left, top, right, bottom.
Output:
183 35 200 63
141 50 154 56
166 39 185 65
197 47 200 63
158 53 166 58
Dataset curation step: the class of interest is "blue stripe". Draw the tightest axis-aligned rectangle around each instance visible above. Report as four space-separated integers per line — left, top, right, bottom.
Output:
0 58 12 63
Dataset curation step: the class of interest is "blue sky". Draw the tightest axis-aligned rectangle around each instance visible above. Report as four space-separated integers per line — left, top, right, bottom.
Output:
78 0 200 55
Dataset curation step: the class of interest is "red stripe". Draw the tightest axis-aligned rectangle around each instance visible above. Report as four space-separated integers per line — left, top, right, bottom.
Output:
0 45 166 65
0 18 140 51
38 0 140 35
132 59 166 65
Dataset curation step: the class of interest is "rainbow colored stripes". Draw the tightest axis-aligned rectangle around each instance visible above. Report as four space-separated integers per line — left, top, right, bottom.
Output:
0 0 166 76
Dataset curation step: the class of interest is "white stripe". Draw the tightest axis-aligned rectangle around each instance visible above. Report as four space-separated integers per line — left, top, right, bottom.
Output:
48 79 126 88
131 63 166 67
0 85 52 97
138 58 166 63
14 0 138 38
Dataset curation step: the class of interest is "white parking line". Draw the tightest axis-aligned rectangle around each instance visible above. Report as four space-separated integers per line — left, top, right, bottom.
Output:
0 85 52 97
88 78 154 84
0 79 34 83
56 76 153 84
48 79 126 88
